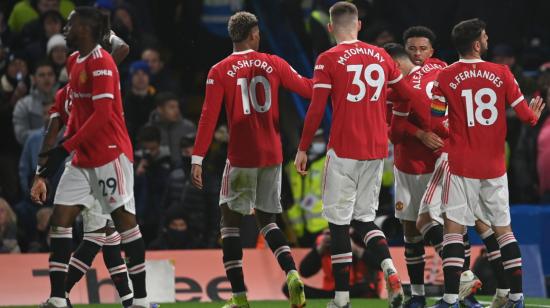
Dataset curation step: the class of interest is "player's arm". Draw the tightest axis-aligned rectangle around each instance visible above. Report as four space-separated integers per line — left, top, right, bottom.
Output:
295 55 331 175
190 68 224 189
274 55 313 99
504 68 545 126
107 31 130 65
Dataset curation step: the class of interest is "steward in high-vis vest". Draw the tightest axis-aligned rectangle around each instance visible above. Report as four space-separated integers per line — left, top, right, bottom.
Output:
286 130 328 247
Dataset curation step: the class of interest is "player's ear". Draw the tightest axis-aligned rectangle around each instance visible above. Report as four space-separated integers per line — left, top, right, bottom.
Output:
357 20 362 32
327 23 333 34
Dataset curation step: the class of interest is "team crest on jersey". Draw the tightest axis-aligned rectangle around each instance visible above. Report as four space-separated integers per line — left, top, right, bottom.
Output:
79 71 87 84
395 201 404 211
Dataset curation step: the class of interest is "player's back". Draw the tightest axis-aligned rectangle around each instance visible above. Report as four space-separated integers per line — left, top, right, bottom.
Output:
67 46 132 167
210 49 309 167
316 40 403 160
434 59 519 179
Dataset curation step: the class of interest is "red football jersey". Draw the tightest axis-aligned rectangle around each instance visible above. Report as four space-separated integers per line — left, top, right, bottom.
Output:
390 62 444 174
63 45 133 168
432 58 537 179
299 40 415 160
193 49 312 167
50 85 72 126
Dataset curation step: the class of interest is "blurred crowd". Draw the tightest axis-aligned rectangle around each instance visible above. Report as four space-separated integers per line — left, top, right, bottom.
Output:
0 0 550 277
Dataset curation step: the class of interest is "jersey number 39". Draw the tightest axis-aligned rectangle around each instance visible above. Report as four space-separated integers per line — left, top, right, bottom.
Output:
346 63 385 102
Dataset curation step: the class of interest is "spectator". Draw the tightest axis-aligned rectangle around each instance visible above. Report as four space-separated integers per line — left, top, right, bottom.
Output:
141 47 178 93
46 34 67 84
8 0 74 33
27 206 52 252
21 10 64 61
148 206 199 250
364 21 395 47
124 60 156 141
306 1 335 58
0 198 20 253
13 60 57 145
148 92 196 166
1 53 30 107
537 90 550 203
134 125 172 244
284 229 383 299
492 44 537 96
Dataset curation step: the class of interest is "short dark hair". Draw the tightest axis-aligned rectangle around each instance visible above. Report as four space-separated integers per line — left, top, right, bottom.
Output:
403 26 436 46
32 59 55 74
155 92 179 108
329 1 358 25
227 11 258 43
74 6 105 43
452 18 486 56
41 10 64 26
383 43 409 60
138 125 161 143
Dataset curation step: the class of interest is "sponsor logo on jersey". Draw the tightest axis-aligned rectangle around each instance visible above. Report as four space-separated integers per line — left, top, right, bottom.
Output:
395 201 404 211
92 69 113 77
206 78 214 85
79 71 87 84
314 64 324 70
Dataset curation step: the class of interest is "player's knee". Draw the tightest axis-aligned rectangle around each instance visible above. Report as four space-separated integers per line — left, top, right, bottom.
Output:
402 220 421 236
110 207 137 232
492 225 512 237
255 210 276 228
416 214 431 231
51 205 82 227
474 219 491 233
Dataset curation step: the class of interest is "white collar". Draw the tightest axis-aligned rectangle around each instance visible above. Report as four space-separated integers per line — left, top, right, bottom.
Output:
458 58 484 64
339 39 359 45
232 49 254 55
409 66 421 75
76 45 101 63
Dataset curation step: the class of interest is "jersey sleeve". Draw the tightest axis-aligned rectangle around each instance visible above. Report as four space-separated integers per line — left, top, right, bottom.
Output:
503 67 537 126
430 79 447 118
273 55 313 99
63 56 116 152
191 67 225 165
298 53 332 151
49 88 64 119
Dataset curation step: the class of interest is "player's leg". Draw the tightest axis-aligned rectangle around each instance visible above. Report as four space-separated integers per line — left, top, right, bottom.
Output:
479 176 523 307
102 224 133 307
353 159 403 308
255 165 305 308
65 204 109 296
458 223 483 308
433 174 478 308
42 163 94 308
475 219 508 308
322 149 356 308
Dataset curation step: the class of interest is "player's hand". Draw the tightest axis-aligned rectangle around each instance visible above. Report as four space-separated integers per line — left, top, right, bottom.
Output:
191 164 203 190
416 130 444 150
30 176 48 205
529 96 546 120
294 150 308 176
38 146 69 178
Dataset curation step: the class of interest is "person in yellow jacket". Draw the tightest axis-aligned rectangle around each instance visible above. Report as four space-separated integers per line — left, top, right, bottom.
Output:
286 129 329 247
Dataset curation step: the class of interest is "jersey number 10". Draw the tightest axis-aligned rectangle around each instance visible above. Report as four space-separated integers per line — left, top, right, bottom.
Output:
461 88 498 127
237 76 272 114
346 63 385 102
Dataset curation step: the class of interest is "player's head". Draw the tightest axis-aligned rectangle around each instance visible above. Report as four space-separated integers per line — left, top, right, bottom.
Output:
64 7 105 49
403 26 435 66
384 43 414 75
452 18 488 58
328 1 361 39
155 92 181 123
228 11 260 51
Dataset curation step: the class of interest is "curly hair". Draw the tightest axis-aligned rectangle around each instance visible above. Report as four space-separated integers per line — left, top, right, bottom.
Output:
227 11 258 43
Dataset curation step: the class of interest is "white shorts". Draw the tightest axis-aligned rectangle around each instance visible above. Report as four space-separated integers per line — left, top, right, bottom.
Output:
81 201 115 233
394 167 432 222
54 154 135 215
322 149 383 225
442 171 510 227
219 160 282 215
419 153 448 225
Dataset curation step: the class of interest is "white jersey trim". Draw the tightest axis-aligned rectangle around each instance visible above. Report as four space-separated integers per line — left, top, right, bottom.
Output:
393 110 409 117
232 49 254 55
433 94 447 102
458 58 484 64
388 74 403 84
339 39 359 45
92 93 114 100
313 83 332 89
76 45 101 63
511 96 524 108
192 155 204 166
49 112 60 119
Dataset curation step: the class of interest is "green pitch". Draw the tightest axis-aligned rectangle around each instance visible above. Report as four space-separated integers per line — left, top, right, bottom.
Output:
5 297 550 308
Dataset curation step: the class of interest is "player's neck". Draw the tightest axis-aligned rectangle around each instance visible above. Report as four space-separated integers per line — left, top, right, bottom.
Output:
78 40 98 58
402 61 416 75
233 43 255 53
335 34 358 44
460 52 481 60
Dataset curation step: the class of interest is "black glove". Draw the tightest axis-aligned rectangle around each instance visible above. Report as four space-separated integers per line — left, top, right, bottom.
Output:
37 146 69 178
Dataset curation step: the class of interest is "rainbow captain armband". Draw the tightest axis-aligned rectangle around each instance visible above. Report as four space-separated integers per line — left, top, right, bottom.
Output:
431 100 447 117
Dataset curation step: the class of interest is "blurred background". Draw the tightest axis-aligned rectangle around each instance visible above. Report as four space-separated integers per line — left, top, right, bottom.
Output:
1 0 550 301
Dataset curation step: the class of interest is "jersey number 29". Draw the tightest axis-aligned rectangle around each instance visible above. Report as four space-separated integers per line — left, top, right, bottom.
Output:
237 76 272 114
